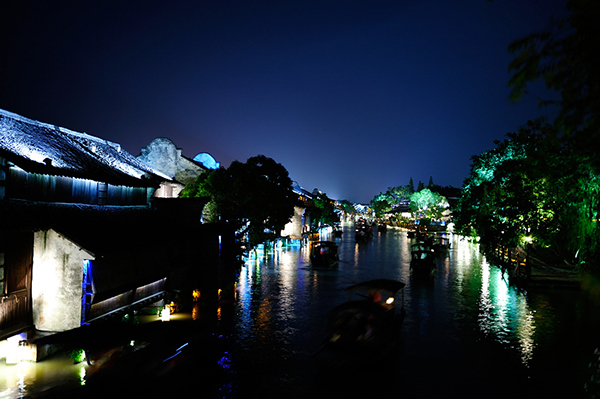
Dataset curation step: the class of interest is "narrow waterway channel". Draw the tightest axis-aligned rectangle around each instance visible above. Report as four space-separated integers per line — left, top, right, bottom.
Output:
2 223 599 398
220 223 600 398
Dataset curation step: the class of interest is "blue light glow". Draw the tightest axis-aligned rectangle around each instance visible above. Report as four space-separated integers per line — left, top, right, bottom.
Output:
193 153 220 170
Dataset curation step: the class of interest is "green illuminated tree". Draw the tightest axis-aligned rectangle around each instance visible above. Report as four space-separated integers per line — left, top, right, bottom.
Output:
180 171 219 222
370 185 412 218
339 199 356 216
311 192 338 229
460 0 600 271
371 199 391 219
456 120 600 269
409 188 448 221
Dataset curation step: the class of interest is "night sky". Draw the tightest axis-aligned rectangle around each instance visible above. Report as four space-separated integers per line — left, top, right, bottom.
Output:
1 0 568 203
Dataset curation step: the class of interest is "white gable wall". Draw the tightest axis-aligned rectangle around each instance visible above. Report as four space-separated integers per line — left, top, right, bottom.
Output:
280 206 305 239
32 229 94 332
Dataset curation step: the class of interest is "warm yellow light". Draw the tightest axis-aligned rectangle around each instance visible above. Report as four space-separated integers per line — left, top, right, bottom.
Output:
192 289 201 301
386 297 394 305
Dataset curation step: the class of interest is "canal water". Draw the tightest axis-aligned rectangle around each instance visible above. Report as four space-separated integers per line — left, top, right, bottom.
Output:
2 222 600 398
217 223 600 398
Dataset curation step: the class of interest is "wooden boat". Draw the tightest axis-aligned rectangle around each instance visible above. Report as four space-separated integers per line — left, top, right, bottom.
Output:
431 235 451 254
355 228 370 242
410 242 436 276
310 241 339 267
415 230 432 243
311 279 406 374
355 221 373 242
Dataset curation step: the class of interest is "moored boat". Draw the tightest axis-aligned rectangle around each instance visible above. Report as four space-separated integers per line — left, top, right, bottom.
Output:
355 221 373 242
410 242 436 276
311 279 406 375
310 241 339 267
431 234 451 254
355 228 370 242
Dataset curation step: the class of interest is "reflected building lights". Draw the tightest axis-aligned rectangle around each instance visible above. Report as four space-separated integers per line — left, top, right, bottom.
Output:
516 300 536 366
79 364 87 386
16 362 27 394
476 255 536 367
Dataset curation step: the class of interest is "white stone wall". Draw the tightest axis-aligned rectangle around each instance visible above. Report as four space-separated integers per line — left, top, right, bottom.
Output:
153 181 186 198
32 229 94 332
138 138 206 185
280 206 305 239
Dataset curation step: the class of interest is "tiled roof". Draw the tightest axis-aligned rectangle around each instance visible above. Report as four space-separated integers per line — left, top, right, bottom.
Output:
0 108 170 187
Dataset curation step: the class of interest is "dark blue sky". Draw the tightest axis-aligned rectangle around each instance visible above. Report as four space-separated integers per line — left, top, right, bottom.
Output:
1 0 568 203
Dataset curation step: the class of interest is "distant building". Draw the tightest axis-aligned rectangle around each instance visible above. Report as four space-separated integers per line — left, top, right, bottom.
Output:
137 138 216 198
137 138 221 199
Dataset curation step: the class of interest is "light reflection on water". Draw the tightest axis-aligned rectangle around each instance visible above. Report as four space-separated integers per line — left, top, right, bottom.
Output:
0 353 89 398
231 224 600 397
3 224 599 398
477 258 536 366
447 235 537 367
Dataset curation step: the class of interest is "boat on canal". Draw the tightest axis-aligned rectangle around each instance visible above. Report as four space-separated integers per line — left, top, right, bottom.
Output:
355 224 373 242
310 240 339 267
431 234 451 254
415 229 432 243
354 219 373 242
410 242 436 276
311 279 406 375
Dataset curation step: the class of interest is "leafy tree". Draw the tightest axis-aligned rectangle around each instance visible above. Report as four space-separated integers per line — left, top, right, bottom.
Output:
369 185 412 217
509 0 600 272
371 199 392 219
339 199 356 216
409 188 448 221
180 172 219 222
408 177 415 193
508 0 600 165
181 155 297 248
311 192 339 228
455 120 600 269
387 185 412 205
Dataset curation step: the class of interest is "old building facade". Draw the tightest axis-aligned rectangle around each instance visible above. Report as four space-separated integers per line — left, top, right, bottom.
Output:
0 109 232 364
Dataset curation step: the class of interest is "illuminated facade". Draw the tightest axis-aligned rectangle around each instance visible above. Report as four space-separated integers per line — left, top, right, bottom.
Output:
0 108 219 362
137 137 213 198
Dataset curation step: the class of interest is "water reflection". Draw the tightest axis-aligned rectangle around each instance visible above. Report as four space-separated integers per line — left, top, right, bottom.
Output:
448 235 536 367
2 225 598 398
0 353 89 398
477 259 536 366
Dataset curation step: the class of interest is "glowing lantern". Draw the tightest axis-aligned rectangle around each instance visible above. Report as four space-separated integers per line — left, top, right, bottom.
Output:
192 289 201 301
161 305 171 322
